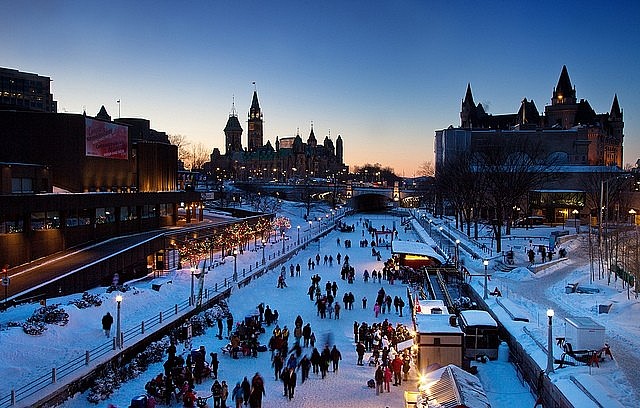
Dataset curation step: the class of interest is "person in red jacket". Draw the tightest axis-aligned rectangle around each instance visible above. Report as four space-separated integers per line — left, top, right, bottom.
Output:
391 354 403 386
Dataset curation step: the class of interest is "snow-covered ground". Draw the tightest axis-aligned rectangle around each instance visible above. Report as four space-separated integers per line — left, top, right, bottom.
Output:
5 200 638 408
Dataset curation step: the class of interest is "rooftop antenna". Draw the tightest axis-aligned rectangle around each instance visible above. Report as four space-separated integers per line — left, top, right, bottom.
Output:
231 94 237 116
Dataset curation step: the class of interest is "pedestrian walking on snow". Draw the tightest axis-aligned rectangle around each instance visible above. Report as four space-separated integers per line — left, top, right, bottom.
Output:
102 312 113 338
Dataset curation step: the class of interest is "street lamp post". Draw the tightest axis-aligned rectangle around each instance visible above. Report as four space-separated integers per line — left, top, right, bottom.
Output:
281 231 286 253
115 295 122 349
261 240 266 265
297 225 300 245
546 309 555 374
233 249 238 281
190 267 196 302
438 226 444 249
483 260 489 300
629 208 636 225
455 239 460 270
572 209 579 233
428 219 432 235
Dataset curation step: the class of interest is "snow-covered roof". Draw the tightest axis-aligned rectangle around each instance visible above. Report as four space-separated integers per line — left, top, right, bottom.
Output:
416 299 446 315
416 364 490 408
565 316 605 330
459 310 498 328
391 240 445 263
415 314 462 334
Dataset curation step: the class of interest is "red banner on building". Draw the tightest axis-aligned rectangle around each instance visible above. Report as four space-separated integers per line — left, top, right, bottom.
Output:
85 118 128 159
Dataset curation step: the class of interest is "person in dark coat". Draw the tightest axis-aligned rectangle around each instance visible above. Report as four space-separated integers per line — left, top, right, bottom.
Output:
280 367 290 397
310 348 321 374
298 355 311 383
241 377 251 406
210 353 219 379
330 345 342 372
356 342 366 366
375 365 384 395
272 353 284 380
249 373 265 408
211 380 223 408
287 368 297 399
102 312 113 337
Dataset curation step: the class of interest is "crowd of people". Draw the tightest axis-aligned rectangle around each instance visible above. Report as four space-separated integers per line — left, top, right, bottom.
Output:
132 217 417 407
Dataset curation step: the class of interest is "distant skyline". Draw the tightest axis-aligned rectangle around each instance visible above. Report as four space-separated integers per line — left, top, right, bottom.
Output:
2 1 639 175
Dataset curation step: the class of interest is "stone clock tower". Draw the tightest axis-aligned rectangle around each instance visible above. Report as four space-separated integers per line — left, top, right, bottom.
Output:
247 90 263 152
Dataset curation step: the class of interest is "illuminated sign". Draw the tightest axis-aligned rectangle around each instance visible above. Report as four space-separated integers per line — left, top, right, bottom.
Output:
85 118 128 159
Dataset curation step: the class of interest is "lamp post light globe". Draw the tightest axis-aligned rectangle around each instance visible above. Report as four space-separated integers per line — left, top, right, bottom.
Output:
115 295 123 349
546 309 555 374
483 260 489 300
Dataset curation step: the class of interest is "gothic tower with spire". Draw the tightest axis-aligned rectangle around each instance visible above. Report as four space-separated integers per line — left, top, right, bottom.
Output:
247 90 263 152
224 99 243 155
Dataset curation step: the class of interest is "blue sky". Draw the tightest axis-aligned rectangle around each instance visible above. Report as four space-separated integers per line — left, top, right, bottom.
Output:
2 1 639 175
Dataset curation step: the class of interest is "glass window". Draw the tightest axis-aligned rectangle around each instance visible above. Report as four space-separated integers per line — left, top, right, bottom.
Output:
78 208 91 226
66 209 78 227
96 207 115 224
11 177 33 193
1 218 23 234
120 206 138 221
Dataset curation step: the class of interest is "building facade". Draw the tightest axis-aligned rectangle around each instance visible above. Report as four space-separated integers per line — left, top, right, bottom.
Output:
0 67 57 113
204 91 348 183
435 66 626 223
0 88 201 268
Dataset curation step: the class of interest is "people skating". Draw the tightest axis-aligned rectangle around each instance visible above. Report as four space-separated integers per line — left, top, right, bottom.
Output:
330 345 342 372
356 342 366 365
383 365 392 392
280 366 290 397
391 354 403 386
249 372 265 408
241 376 251 406
287 368 297 399
101 312 113 337
211 380 222 408
302 323 312 347
298 355 311 383
272 353 284 380
232 382 244 408
375 365 384 395
310 347 321 374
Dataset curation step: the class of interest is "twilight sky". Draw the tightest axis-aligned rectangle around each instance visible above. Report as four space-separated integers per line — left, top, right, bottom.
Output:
2 1 639 175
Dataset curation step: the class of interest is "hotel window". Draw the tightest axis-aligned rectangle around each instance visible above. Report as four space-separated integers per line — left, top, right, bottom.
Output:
78 208 91 226
11 177 33 194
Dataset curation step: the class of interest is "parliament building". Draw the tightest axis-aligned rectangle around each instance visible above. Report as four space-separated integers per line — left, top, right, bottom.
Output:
204 91 348 182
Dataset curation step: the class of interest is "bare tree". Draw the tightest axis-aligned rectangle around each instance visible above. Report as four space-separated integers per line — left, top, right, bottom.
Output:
168 134 191 164
418 160 435 177
476 138 559 252
190 142 210 171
